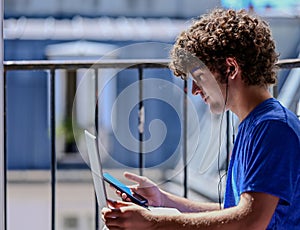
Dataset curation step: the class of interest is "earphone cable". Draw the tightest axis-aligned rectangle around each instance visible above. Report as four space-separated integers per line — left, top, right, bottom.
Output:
217 81 229 210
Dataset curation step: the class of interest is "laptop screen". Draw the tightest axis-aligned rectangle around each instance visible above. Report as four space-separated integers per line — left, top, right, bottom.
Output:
84 130 108 210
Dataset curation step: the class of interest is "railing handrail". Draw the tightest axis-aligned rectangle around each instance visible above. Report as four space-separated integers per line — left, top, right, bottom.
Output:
3 59 170 71
276 58 300 69
3 58 300 70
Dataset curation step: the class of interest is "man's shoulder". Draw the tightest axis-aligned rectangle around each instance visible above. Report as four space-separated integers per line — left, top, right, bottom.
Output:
252 98 300 133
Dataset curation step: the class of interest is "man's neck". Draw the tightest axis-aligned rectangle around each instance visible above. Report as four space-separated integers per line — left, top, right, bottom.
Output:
230 85 272 122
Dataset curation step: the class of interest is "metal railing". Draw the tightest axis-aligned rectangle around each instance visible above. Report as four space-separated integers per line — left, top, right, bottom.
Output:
2 58 300 230
4 59 171 230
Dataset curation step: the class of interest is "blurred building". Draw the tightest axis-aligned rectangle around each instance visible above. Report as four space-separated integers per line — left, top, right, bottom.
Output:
4 0 221 170
4 0 300 169
3 1 300 229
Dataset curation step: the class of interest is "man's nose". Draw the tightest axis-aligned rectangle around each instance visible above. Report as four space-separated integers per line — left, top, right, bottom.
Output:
192 81 201 95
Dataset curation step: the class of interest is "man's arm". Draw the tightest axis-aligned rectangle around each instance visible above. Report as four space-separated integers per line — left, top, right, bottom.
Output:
160 189 220 212
103 192 279 230
155 192 279 230
122 172 220 212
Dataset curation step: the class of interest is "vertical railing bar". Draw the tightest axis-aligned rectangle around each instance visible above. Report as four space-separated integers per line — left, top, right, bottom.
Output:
0 0 6 227
3 70 7 230
138 67 144 176
273 84 278 99
183 80 188 198
94 68 99 149
1 71 7 230
94 68 99 230
50 68 56 230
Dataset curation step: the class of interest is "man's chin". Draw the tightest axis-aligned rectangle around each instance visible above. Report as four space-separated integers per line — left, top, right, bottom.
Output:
209 103 227 114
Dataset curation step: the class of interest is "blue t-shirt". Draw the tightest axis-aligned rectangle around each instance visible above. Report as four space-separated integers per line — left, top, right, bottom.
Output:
224 98 300 229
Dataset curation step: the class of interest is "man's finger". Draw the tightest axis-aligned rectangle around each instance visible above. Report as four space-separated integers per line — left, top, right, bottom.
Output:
124 171 146 184
108 199 133 209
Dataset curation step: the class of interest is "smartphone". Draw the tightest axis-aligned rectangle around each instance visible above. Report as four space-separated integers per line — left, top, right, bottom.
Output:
103 172 148 207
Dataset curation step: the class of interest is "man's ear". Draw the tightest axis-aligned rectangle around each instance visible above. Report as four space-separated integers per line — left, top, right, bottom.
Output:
226 57 239 80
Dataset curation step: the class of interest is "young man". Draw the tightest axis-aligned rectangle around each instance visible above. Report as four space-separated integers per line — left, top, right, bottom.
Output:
102 9 300 229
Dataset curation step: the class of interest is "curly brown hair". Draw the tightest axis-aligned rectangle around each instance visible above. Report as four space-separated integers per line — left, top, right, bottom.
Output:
169 9 278 86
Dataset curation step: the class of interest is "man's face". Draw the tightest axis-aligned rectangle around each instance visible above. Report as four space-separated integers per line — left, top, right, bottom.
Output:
190 67 226 114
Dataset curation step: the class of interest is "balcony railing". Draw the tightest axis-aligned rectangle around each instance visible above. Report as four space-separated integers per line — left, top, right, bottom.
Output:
2 58 300 230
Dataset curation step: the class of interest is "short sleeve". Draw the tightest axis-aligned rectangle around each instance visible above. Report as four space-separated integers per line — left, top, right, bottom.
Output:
241 120 300 205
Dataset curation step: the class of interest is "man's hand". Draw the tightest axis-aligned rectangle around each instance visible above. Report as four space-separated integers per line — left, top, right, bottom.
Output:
102 200 156 230
117 172 164 207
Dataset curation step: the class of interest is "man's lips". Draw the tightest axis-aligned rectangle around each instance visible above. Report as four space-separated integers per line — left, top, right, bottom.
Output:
199 90 209 103
202 95 209 103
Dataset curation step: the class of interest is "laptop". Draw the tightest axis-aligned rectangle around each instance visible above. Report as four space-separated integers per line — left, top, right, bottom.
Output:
85 130 148 208
84 130 180 219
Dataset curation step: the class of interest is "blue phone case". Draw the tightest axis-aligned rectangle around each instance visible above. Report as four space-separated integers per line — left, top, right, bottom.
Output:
103 172 148 207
